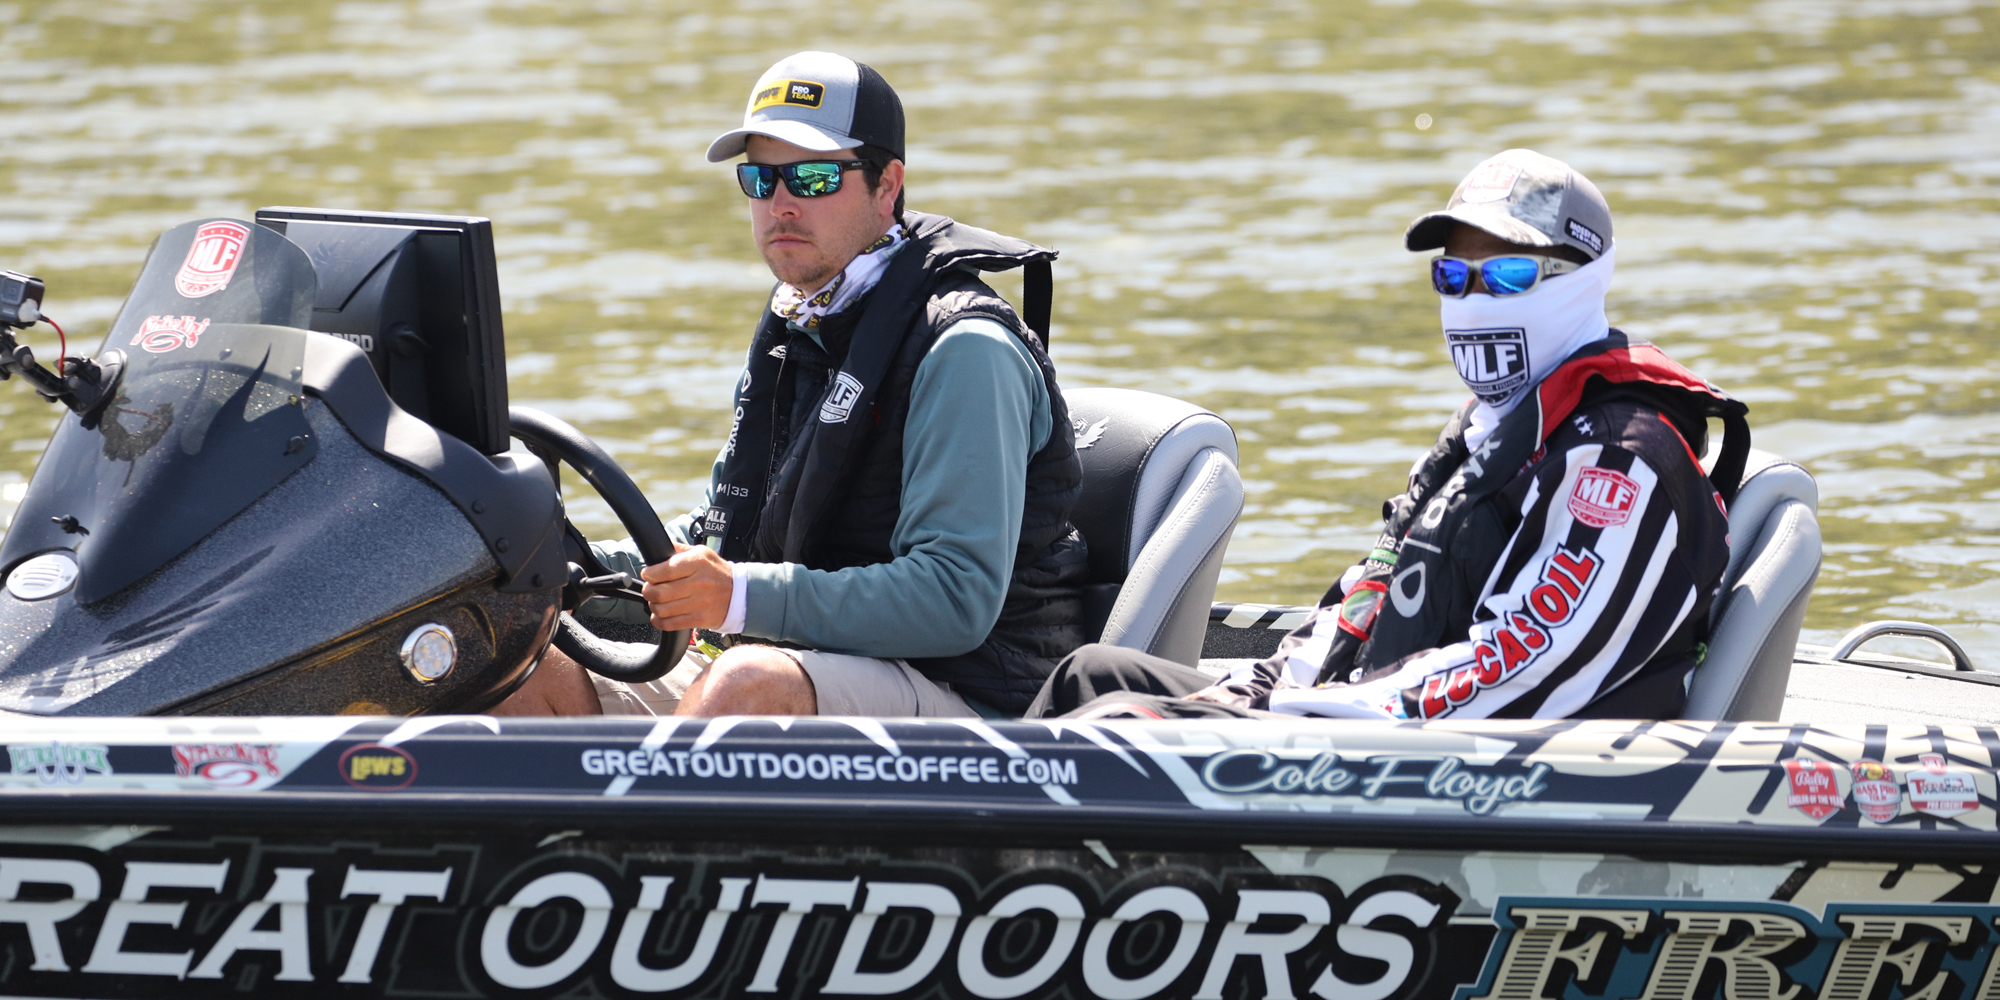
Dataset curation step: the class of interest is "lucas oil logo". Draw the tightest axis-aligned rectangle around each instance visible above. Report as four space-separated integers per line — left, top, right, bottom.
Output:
1567 467 1641 528
752 79 825 111
175 220 248 298
1447 328 1528 403
819 371 864 423
1420 545 1600 718
132 314 210 353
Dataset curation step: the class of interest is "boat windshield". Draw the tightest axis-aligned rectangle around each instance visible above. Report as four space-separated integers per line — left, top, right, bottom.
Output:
0 219 320 604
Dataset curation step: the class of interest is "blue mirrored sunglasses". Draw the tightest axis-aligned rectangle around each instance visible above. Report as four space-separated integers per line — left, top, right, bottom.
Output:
1431 254 1582 297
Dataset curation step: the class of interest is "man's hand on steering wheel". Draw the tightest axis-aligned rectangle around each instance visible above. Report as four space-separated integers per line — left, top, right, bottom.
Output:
641 542 734 632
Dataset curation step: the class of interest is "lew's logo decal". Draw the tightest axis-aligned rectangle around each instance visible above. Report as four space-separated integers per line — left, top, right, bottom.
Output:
1568 467 1640 528
173 743 281 788
131 314 210 353
819 371 864 423
340 743 416 790
1420 546 1601 718
1447 328 1528 403
175 220 248 298
751 78 825 111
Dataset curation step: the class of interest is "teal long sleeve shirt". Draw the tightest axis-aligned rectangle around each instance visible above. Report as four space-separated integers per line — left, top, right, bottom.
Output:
587 314 1052 659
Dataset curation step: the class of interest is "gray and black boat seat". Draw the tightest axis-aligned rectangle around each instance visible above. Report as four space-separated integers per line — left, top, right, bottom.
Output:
1063 387 1243 667
1682 447 1822 721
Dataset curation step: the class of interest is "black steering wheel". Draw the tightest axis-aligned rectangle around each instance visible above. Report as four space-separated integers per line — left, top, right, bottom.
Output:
508 406 689 684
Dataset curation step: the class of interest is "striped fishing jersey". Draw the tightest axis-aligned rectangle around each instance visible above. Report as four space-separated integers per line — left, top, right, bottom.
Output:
1234 391 1732 721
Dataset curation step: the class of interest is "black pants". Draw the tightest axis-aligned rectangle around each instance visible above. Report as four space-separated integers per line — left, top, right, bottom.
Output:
1025 643 1266 720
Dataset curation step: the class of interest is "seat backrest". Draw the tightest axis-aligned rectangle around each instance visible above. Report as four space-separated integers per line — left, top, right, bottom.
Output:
1681 448 1822 721
1063 388 1243 666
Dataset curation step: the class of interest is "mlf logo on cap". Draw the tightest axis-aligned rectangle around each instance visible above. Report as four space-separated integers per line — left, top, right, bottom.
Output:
1458 161 1522 204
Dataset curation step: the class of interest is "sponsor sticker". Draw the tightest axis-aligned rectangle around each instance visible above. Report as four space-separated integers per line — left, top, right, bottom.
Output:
751 79 825 111
175 221 248 298
7 741 112 784
1568 467 1641 528
1072 416 1108 450
131 314 210 353
700 505 731 542
818 371 864 423
173 743 282 788
1784 758 1843 819
1445 327 1529 403
1459 160 1523 204
581 747 1080 786
1565 217 1605 255
340 743 416 790
1907 753 1978 818
1849 760 1901 823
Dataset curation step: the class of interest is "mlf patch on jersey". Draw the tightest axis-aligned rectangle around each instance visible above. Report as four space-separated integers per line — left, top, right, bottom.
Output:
1568 466 1641 528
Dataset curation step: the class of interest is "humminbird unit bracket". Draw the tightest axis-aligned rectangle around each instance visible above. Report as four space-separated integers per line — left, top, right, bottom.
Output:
254 207 512 455
0 268 122 423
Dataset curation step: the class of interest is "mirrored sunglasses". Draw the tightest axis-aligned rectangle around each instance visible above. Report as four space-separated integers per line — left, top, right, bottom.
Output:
736 160 868 199
1431 254 1581 297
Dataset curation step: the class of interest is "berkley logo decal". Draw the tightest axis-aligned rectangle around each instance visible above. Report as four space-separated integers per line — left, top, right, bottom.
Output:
1784 758 1842 819
7 741 112 785
1419 545 1600 718
1908 752 1979 818
1446 328 1528 404
340 743 416 790
1568 467 1640 528
131 314 210 353
751 78 825 111
819 371 864 423
175 220 248 298
173 742 281 788
1850 759 1901 823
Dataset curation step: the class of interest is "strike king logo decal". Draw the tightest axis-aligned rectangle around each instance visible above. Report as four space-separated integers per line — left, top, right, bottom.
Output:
1447 328 1529 404
174 743 282 788
175 220 248 298
1418 545 1601 718
1461 898 2000 1000
131 314 210 353
7 741 111 784
1568 467 1641 528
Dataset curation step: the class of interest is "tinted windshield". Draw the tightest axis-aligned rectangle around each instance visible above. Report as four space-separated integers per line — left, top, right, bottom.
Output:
0 219 320 604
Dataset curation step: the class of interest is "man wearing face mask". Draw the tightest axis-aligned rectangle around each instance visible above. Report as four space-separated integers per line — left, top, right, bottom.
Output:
1030 148 1749 721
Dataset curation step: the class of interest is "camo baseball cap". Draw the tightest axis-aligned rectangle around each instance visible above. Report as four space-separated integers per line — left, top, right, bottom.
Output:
1405 149 1612 261
705 51 905 163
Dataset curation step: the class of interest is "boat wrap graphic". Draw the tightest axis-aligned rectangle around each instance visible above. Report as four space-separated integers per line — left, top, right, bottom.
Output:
1 718 1999 996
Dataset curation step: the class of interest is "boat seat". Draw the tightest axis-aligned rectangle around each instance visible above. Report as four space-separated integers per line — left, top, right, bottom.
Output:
1681 447 1822 721
1063 387 1244 667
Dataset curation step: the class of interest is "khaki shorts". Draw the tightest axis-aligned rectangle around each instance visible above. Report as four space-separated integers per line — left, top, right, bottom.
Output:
591 647 977 718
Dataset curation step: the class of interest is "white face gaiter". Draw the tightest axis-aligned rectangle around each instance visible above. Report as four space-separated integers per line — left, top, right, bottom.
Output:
1441 243 1616 449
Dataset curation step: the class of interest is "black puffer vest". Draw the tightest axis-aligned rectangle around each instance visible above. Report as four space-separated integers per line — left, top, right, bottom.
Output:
701 211 1088 712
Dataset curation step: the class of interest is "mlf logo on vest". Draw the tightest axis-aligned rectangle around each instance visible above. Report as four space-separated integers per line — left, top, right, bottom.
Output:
175 221 248 298
820 371 864 423
1446 327 1528 403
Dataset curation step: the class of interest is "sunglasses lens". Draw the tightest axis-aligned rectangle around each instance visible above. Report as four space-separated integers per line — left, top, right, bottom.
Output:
1481 257 1542 295
786 162 846 197
1432 259 1471 296
736 164 777 199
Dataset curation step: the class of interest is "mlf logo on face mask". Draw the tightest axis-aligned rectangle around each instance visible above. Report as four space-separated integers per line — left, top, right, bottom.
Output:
1446 328 1529 404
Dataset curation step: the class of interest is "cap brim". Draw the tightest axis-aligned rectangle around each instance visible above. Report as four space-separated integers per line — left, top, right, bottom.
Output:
1405 205 1559 252
704 120 864 162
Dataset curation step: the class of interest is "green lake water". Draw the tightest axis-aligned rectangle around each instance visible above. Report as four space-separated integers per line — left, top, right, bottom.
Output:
3 0 1997 660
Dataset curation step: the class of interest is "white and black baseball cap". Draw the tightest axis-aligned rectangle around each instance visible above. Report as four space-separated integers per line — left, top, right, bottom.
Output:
705 51 905 163
1405 149 1612 260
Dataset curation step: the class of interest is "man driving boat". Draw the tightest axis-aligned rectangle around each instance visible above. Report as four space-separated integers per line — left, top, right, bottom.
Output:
497 51 1087 719
1030 149 1749 722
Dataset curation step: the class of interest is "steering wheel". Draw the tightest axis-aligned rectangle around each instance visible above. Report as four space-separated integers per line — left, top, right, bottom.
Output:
508 406 689 684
